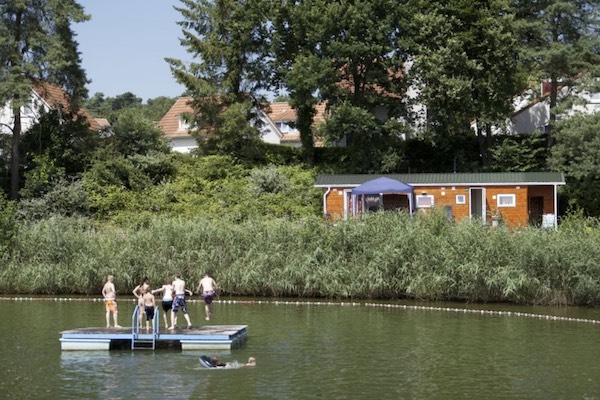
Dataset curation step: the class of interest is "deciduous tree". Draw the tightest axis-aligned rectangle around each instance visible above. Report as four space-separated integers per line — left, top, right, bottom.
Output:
405 0 522 167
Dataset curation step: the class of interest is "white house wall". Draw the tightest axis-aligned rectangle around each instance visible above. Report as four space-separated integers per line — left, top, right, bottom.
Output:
169 137 198 153
508 101 550 134
0 91 50 135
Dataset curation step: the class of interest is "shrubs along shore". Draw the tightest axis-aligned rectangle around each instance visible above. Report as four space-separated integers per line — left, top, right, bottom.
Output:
0 212 599 306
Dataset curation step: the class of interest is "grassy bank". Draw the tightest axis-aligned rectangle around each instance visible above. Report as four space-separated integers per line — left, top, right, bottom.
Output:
1 212 599 306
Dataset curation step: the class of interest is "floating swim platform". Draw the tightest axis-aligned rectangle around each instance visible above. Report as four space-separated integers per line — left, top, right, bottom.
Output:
59 325 247 351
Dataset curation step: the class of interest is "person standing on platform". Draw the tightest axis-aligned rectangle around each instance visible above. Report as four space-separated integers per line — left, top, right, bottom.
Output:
152 278 174 329
102 275 122 328
169 274 193 330
197 273 218 321
133 276 150 328
143 287 156 330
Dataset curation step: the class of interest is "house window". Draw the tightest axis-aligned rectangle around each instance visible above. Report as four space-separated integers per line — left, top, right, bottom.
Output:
456 194 466 204
497 194 516 207
178 114 191 131
276 121 295 133
416 195 434 208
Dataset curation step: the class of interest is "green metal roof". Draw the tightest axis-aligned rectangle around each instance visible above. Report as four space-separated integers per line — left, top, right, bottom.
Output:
315 172 565 187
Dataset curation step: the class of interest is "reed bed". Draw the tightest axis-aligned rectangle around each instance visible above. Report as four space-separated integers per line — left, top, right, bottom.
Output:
0 212 599 306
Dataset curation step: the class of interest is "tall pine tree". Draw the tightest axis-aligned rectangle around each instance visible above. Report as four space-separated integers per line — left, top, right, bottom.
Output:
0 0 89 199
167 0 271 157
512 0 600 148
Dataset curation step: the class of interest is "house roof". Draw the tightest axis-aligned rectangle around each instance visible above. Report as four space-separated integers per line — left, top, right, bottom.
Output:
158 98 329 145
265 102 327 146
94 118 110 128
30 80 103 131
157 96 194 138
31 81 72 110
315 172 566 187
265 101 327 124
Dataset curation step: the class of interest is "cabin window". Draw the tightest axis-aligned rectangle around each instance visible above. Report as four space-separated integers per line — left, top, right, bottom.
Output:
456 194 466 204
497 194 516 207
416 195 434 208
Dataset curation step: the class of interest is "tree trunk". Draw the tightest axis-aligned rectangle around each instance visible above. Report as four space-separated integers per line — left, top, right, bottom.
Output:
10 105 21 200
476 120 493 168
297 104 315 165
547 74 558 149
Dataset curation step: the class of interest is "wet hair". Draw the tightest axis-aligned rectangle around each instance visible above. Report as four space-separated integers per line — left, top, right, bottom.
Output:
139 276 149 286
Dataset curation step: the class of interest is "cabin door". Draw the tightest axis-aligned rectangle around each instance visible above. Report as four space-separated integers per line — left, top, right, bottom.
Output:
469 188 487 223
343 189 354 220
529 196 544 226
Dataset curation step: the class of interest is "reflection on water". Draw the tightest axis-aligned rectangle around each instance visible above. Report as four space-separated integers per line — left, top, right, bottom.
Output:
1 298 599 399
60 352 200 399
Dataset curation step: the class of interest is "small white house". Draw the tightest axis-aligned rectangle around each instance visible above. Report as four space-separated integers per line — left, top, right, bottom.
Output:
0 81 104 135
158 98 328 152
507 81 600 135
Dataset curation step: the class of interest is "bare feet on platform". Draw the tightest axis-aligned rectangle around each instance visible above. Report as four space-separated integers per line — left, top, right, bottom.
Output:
114 325 122 328
187 324 192 329
168 326 175 330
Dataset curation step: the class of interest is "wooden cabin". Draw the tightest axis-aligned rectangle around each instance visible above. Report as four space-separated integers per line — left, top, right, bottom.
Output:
315 172 565 228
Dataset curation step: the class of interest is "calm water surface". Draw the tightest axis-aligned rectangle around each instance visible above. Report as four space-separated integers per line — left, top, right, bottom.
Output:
0 297 599 400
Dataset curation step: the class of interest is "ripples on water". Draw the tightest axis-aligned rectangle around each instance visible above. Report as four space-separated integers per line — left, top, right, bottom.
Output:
0 299 599 399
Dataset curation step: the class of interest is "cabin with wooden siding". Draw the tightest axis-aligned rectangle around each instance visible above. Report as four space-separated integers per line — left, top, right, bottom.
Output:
315 172 565 228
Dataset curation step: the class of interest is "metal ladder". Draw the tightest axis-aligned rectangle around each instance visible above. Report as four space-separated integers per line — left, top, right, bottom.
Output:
131 305 159 350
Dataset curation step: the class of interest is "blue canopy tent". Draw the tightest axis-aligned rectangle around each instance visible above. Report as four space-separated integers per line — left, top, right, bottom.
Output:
351 177 414 216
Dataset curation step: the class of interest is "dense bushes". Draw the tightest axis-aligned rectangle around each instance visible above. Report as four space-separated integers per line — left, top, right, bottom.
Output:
1 212 599 305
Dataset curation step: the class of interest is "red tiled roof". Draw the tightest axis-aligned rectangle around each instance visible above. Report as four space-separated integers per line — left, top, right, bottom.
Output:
30 80 103 131
265 101 327 124
158 97 329 146
265 101 327 146
94 118 110 128
157 96 194 138
31 81 72 110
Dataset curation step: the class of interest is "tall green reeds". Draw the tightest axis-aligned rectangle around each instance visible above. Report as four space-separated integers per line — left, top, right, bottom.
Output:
1 212 599 305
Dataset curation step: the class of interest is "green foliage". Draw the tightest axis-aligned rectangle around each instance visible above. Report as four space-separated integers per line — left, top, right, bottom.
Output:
0 0 89 198
82 153 152 216
19 153 66 199
249 165 289 195
321 102 406 173
549 112 600 215
406 0 523 164
2 213 600 306
0 194 16 255
20 110 100 177
199 101 264 161
17 179 90 220
513 0 600 145
110 108 170 156
84 92 176 123
489 134 547 172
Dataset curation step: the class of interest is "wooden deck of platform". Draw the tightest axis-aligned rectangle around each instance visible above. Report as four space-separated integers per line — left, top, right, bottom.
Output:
60 325 247 351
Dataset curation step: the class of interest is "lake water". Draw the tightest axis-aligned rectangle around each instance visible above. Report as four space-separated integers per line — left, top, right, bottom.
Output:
1 297 599 399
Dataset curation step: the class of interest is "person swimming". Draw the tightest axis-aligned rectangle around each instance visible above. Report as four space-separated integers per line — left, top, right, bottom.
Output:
199 355 256 369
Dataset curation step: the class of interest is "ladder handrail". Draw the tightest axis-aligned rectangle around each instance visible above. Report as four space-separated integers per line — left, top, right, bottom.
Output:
131 305 159 350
